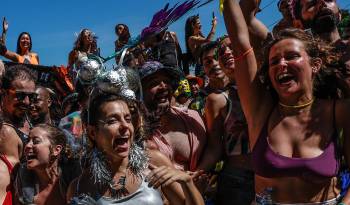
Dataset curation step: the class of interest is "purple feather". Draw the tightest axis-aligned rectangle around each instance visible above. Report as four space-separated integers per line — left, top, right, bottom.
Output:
141 0 204 41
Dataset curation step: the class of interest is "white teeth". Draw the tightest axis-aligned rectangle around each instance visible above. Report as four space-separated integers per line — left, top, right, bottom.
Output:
277 73 293 81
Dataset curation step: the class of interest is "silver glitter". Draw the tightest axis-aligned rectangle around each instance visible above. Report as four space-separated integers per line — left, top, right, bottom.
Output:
89 148 112 186
128 142 149 178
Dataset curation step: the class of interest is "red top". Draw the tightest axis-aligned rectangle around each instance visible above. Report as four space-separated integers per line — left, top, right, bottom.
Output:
0 155 13 205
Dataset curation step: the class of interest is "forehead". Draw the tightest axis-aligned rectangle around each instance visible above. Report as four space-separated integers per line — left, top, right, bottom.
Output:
11 79 35 91
35 87 49 97
29 127 49 139
117 25 125 29
142 71 171 85
202 47 217 59
269 38 306 57
20 34 30 39
99 100 130 117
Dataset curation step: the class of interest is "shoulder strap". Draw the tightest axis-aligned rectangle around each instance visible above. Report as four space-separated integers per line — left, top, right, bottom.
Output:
0 155 13 172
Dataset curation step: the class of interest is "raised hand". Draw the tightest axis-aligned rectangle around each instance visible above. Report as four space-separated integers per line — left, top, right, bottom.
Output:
2 17 8 33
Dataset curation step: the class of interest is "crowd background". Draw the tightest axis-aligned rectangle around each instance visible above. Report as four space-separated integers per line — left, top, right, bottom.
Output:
0 0 346 67
0 0 350 205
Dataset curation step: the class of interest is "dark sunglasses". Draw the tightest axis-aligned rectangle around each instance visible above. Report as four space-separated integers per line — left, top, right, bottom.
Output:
7 89 38 103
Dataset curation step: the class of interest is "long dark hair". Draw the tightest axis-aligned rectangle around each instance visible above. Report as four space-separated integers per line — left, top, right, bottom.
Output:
115 24 131 49
185 15 203 64
73 29 98 54
16 32 32 54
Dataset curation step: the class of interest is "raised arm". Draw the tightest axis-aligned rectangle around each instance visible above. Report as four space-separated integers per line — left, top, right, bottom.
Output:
188 16 217 47
1 17 8 44
240 0 269 49
223 0 272 145
0 43 20 63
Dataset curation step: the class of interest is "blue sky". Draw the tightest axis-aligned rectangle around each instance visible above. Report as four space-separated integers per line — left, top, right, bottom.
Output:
0 0 348 66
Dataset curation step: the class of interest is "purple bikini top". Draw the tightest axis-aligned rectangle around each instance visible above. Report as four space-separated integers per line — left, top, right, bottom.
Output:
252 105 339 179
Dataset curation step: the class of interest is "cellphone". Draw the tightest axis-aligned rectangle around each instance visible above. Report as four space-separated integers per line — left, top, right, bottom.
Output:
212 12 215 18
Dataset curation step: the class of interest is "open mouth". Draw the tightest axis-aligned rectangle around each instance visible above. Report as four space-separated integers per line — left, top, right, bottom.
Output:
26 153 37 161
156 92 169 103
276 73 296 85
113 137 129 150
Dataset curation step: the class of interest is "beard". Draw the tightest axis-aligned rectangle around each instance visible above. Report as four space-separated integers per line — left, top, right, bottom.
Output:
303 9 340 34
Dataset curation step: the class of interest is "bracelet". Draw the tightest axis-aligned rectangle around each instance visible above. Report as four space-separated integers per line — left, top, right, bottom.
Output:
234 47 253 61
338 203 346 205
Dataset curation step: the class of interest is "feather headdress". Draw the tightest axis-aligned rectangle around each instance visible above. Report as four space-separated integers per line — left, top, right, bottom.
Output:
140 0 214 41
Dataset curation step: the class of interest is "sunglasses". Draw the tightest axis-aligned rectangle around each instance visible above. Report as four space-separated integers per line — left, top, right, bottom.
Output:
7 89 38 103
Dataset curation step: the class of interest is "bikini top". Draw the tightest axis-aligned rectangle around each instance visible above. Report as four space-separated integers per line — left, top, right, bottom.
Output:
251 101 340 179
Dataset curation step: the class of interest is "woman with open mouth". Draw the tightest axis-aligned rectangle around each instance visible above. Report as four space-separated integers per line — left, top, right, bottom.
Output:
14 124 71 205
67 69 204 205
222 0 350 204
0 25 40 65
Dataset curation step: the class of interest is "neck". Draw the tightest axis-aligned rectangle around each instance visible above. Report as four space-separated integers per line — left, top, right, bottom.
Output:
34 160 60 188
208 76 230 90
20 49 29 56
107 155 129 177
33 114 52 126
278 95 314 115
317 29 341 43
82 44 92 53
3 111 23 127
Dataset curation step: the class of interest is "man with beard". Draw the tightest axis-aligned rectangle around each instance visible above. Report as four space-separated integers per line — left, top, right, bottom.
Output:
0 64 36 205
293 0 350 98
29 86 52 126
140 61 207 171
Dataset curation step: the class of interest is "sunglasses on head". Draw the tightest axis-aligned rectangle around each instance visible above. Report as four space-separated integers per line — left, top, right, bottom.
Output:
7 89 38 103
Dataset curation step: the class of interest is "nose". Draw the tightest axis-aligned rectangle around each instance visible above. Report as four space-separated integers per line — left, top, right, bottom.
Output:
24 139 33 152
159 81 168 89
22 95 31 106
119 120 129 134
277 58 288 71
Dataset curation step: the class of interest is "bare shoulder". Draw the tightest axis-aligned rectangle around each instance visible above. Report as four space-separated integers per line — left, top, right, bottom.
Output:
0 124 20 141
148 149 174 168
205 92 226 109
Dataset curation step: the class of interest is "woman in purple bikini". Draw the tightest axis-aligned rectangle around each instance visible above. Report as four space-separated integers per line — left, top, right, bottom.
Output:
222 0 350 204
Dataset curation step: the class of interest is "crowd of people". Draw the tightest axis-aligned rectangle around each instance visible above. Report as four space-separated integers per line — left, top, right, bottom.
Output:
0 0 349 204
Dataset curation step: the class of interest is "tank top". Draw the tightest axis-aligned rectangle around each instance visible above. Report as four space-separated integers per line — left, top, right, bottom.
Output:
0 155 13 205
222 87 249 156
17 54 39 65
71 180 163 205
151 32 179 69
251 101 340 178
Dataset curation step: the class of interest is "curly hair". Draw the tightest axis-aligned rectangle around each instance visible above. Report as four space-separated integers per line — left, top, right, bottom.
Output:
73 29 98 55
259 28 340 100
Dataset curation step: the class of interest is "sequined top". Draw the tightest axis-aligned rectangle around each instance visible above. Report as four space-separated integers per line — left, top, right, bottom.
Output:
71 181 163 205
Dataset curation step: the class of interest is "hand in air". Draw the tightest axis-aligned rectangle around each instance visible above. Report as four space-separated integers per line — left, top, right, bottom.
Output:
2 17 8 33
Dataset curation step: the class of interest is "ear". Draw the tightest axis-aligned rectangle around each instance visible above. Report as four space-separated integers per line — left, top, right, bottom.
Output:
87 125 97 142
47 98 52 108
52 144 63 157
311 57 322 75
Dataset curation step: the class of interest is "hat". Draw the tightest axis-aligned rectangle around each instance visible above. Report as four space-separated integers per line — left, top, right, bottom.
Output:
139 61 183 85
186 75 204 87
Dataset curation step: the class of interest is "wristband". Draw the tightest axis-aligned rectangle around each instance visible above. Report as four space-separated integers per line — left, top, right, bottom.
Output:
338 203 346 205
0 43 7 56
